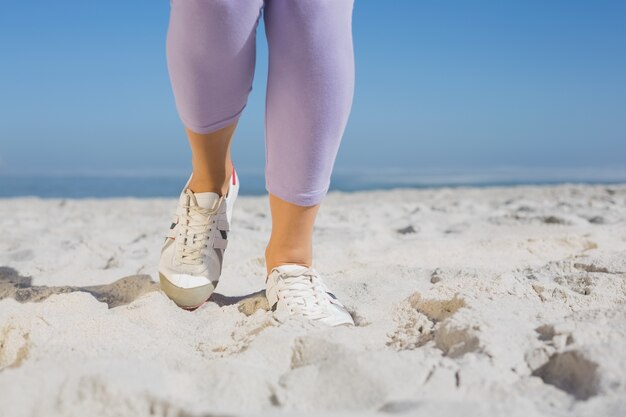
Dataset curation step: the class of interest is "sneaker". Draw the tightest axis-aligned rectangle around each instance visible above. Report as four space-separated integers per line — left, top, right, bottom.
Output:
159 167 239 309
265 264 355 327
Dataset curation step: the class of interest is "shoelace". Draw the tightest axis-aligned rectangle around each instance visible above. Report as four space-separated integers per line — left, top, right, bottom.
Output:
176 201 221 266
272 267 336 319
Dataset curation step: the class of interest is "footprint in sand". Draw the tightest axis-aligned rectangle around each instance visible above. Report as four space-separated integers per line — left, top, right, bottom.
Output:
387 292 479 357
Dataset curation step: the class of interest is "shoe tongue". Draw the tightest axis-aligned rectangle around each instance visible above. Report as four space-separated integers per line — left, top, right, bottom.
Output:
193 191 221 209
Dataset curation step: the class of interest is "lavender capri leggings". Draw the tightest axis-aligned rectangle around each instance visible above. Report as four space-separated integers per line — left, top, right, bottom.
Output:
166 0 355 206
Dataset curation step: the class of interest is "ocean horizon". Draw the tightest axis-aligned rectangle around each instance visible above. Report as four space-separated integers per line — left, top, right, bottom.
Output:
1 166 626 198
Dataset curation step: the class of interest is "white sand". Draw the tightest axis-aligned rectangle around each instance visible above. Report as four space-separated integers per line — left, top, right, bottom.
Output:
0 184 625 417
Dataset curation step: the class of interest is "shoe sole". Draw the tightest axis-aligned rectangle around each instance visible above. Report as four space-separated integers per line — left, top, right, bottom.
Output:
159 273 215 310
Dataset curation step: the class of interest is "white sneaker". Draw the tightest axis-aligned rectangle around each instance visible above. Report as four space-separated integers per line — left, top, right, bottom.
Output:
159 167 239 309
265 264 355 327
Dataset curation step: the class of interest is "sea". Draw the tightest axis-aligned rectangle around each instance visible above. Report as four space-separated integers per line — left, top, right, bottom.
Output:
1 167 625 198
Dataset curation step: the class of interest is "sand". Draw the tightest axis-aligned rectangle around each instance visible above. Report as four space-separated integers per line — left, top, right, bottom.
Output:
0 184 625 417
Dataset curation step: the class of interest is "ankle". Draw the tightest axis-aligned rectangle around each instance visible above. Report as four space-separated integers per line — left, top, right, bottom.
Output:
189 167 233 196
188 177 230 195
264 243 312 277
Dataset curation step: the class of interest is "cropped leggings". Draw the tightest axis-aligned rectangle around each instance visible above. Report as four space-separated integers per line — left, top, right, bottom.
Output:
166 0 355 206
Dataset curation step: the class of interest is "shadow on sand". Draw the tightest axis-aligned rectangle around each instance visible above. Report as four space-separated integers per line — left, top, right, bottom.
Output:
0 265 160 308
0 266 268 313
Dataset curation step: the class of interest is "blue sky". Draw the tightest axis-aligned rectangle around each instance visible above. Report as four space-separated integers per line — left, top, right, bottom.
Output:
1 0 625 176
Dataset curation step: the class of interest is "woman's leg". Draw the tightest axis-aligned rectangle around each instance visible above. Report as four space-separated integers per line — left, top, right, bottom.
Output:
185 124 236 195
263 0 356 275
264 195 320 275
166 0 263 194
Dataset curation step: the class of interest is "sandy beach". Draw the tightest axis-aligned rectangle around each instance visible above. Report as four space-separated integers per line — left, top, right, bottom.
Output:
1 183 625 417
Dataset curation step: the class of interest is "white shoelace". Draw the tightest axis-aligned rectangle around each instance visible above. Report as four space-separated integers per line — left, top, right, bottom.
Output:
272 267 336 320
176 202 220 266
